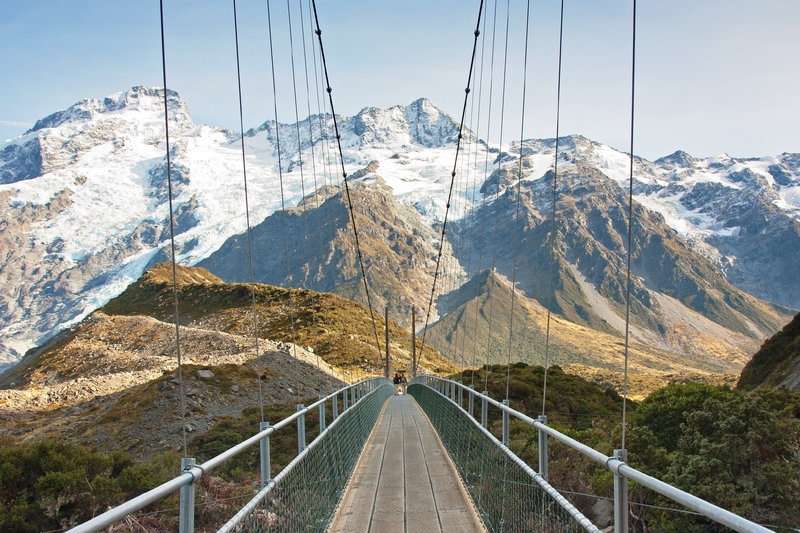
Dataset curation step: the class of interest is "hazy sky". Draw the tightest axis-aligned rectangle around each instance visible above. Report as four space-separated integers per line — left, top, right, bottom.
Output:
1 0 798 160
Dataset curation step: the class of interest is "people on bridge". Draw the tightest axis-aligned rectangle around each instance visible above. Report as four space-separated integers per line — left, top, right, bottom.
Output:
393 372 400 394
400 374 407 394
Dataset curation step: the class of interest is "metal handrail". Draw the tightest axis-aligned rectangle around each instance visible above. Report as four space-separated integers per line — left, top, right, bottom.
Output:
416 377 600 532
67 377 389 533
217 378 393 532
412 375 774 533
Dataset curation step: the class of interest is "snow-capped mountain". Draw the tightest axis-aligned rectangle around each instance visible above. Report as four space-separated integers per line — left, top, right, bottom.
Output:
0 86 797 373
0 88 483 370
511 136 800 309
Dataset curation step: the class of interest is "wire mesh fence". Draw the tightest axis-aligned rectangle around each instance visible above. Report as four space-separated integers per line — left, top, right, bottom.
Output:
409 383 597 533
220 382 394 532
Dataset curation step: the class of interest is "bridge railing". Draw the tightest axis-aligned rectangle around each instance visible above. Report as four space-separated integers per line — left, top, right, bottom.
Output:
411 375 774 533
409 378 599 532
68 377 393 533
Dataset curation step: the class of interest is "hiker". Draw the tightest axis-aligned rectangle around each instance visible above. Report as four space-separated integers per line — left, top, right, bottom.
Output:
400 374 407 394
393 373 400 394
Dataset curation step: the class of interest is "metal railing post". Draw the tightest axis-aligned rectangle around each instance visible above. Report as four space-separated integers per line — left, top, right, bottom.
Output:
614 449 628 533
332 390 339 419
343 388 349 411
502 399 510 446
259 422 271 488
319 395 326 433
297 404 306 452
458 380 463 406
468 384 475 417
179 457 196 533
450 380 455 401
537 415 548 479
481 391 488 427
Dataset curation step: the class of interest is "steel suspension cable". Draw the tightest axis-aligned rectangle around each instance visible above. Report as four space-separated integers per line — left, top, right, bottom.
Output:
158 0 188 458
286 0 320 371
621 0 637 451
459 40 485 383
453 70 478 384
542 0 565 417
480 0 500 393
417 0 485 374
306 0 340 378
310 0 383 362
298 0 325 371
467 3 489 387
485 0 511 387
232 0 266 421
505 0 532 402
312 33 351 382
458 85 477 384
265 0 300 371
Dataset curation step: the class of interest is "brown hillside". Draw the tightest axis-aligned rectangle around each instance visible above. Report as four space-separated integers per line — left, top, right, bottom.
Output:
103 262 455 376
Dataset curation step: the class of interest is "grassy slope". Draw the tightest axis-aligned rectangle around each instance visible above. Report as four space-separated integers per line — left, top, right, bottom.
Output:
425 269 737 379
737 311 800 390
102 263 456 375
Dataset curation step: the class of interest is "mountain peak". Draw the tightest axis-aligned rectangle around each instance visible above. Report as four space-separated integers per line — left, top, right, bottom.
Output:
27 86 187 134
345 98 460 149
655 149 696 168
406 97 441 113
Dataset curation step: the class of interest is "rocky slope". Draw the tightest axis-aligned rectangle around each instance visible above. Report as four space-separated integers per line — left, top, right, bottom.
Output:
0 263 453 456
199 162 464 326
0 311 344 457
425 269 747 383
102 263 454 375
449 159 794 362
514 136 800 309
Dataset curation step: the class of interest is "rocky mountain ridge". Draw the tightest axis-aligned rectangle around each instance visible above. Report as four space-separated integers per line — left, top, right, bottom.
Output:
452 161 792 357
0 87 478 369
0 86 798 373
199 164 465 325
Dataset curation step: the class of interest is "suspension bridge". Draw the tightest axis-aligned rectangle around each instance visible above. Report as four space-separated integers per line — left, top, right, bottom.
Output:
63 0 780 531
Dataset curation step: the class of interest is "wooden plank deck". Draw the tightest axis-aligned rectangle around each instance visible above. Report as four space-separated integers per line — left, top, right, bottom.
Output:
329 394 485 533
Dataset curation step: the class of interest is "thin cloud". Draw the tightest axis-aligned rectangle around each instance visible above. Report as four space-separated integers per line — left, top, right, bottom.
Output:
0 120 33 128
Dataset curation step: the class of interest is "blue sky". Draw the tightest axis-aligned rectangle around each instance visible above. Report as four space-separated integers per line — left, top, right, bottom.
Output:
1 0 798 160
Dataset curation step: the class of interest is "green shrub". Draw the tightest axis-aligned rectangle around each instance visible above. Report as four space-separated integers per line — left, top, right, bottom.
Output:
0 438 169 532
632 382 734 451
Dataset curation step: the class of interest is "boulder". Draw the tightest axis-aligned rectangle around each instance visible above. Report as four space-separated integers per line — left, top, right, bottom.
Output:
196 369 215 380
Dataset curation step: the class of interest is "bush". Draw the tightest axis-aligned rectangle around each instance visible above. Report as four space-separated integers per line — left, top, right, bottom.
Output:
0 438 167 532
665 390 800 530
632 382 734 451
